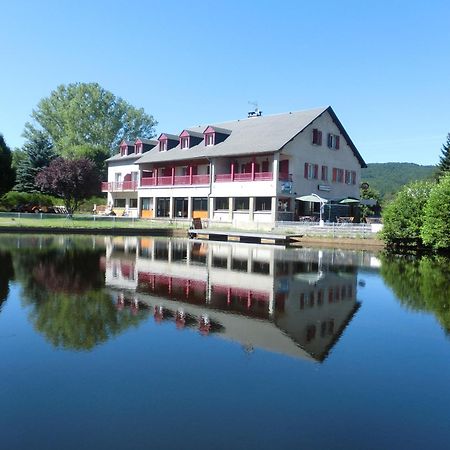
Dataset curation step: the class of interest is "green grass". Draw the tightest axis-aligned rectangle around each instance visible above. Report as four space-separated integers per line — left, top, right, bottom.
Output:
0 215 189 230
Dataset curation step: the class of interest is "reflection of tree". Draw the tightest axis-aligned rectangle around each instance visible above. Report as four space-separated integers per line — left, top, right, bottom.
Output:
0 251 14 312
12 247 149 351
380 254 450 333
27 290 148 351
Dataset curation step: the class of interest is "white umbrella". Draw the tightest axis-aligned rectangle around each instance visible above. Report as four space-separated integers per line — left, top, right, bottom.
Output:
339 197 360 204
296 194 328 203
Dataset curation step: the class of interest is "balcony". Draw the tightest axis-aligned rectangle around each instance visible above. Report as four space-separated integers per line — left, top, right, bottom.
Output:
215 172 274 182
140 174 210 187
101 181 138 192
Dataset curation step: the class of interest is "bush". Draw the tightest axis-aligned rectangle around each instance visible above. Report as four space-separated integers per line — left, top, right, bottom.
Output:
0 191 57 211
421 174 450 250
381 180 434 247
78 195 107 213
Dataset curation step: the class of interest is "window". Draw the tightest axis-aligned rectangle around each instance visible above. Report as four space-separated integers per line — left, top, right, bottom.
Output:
332 168 344 183
234 197 249 210
135 143 142 154
205 133 215 146
114 198 126 208
180 137 189 149
304 163 318 180
141 198 152 210
129 198 138 208
255 197 271 211
115 173 122 183
327 133 340 150
321 165 328 181
120 145 127 156
345 170 357 185
193 197 208 211
312 128 322 145
215 197 229 210
160 140 167 151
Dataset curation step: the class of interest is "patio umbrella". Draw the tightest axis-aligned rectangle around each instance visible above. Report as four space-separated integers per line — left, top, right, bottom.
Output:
339 197 360 204
296 194 328 203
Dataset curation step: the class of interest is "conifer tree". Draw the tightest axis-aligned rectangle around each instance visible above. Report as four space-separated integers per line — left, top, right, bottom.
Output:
438 133 450 176
14 130 55 193
0 134 15 195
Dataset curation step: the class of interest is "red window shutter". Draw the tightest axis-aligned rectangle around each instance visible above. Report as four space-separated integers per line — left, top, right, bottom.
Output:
335 136 340 149
352 171 356 185
314 164 319 179
332 168 337 182
318 131 322 145
304 163 309 179
327 134 332 148
312 128 318 144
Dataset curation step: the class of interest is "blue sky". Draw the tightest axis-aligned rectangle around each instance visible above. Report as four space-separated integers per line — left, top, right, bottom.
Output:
1 0 449 165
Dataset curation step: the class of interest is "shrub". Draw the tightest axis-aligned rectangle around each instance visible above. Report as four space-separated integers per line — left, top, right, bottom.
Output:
0 191 57 211
381 180 434 248
421 174 450 250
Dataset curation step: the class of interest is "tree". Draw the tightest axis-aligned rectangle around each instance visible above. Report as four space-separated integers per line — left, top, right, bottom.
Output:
438 133 450 176
14 129 56 193
421 173 450 250
381 180 434 248
0 134 15 195
35 157 99 214
360 185 381 220
25 82 157 174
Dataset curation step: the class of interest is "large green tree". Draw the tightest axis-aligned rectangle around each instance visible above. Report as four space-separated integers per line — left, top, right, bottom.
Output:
421 173 450 250
24 82 157 173
381 180 434 248
0 134 15 195
438 133 450 176
14 129 56 193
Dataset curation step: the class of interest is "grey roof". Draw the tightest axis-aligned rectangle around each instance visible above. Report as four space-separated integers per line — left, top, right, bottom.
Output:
137 138 158 146
121 140 134 146
159 133 179 141
205 126 232 135
182 130 204 138
105 153 143 162
135 107 366 167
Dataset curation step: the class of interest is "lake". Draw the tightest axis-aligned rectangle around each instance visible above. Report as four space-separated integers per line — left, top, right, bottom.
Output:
0 235 449 450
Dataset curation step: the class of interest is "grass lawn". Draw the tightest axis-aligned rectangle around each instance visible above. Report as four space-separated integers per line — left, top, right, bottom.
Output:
0 214 189 229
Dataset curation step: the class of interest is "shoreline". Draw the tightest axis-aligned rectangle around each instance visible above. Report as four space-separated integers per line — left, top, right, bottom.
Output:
0 225 384 250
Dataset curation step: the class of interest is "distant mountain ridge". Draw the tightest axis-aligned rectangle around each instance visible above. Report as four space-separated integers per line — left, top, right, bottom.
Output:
362 162 436 199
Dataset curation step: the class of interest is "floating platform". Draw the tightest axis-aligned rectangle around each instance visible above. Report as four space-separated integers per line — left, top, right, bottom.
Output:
188 229 303 246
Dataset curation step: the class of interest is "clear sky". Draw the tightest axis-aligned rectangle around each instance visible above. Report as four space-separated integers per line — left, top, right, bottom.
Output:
1 0 449 165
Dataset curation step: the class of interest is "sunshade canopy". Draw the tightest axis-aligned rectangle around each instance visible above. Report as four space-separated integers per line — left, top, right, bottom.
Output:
296 194 328 203
339 197 360 204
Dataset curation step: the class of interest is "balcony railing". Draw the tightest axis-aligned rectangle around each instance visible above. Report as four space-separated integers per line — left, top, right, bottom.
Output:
101 181 138 192
215 172 273 182
140 174 210 187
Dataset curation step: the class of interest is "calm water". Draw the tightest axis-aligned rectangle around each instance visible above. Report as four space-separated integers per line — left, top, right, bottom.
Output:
0 235 449 450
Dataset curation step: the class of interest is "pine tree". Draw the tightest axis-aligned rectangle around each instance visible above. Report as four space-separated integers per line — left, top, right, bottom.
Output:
0 134 15 195
15 130 56 193
438 133 450 176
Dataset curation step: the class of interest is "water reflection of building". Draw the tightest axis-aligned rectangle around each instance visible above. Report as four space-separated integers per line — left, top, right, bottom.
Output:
102 237 362 362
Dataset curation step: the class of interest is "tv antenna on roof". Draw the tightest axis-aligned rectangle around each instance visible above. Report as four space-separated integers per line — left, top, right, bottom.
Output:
248 100 262 118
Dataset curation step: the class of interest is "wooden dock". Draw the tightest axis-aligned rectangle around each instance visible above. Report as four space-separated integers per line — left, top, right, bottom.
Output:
188 229 303 246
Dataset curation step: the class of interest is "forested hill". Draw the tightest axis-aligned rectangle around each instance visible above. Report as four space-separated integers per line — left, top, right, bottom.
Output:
362 163 436 199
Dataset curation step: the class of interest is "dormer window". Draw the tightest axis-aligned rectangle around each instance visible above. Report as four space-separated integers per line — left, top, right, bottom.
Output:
180 137 189 149
135 142 143 154
203 125 231 146
160 140 167 152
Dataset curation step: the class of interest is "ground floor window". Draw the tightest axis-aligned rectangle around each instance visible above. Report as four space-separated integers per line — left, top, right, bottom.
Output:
193 197 208 211
114 198 126 208
234 197 249 210
129 198 138 208
255 197 271 211
141 197 152 210
215 197 229 210
175 197 188 217
157 198 170 217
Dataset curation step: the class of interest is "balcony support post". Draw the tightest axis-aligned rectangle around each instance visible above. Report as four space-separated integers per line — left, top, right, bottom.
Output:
171 167 175 185
231 162 235 181
189 165 193 185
